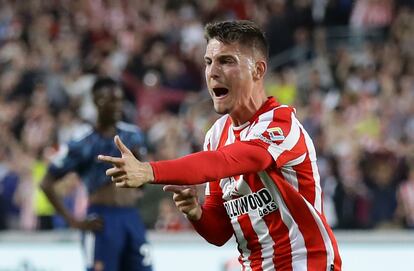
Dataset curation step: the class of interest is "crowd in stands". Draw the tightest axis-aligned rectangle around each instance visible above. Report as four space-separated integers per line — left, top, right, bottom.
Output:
0 0 413 231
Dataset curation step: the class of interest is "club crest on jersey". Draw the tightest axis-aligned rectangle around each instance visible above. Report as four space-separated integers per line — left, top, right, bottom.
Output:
223 188 278 219
267 127 285 141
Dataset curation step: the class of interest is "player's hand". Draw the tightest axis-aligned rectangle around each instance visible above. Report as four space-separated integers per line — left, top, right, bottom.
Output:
69 215 104 231
98 135 154 188
163 185 202 221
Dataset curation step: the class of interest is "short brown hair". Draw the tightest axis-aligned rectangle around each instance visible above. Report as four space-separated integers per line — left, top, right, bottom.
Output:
204 20 269 60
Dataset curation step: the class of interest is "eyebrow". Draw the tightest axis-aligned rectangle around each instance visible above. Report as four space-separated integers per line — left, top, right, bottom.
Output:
204 54 237 61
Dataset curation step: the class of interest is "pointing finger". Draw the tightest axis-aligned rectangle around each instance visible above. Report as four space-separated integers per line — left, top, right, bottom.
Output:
98 155 124 166
172 188 197 200
114 135 133 155
163 185 189 193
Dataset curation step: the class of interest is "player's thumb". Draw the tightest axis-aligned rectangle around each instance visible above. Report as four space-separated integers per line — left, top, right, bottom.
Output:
114 135 133 155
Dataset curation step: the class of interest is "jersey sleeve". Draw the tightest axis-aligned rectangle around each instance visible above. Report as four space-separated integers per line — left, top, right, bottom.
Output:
117 122 148 160
150 141 273 185
48 141 84 179
245 106 308 168
129 128 148 160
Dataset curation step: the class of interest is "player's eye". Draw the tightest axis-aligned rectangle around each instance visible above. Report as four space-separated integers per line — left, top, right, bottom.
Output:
221 57 235 64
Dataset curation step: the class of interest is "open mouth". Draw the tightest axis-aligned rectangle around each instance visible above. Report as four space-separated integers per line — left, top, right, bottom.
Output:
212 87 229 98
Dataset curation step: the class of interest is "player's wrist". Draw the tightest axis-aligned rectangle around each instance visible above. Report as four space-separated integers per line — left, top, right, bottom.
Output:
142 162 155 184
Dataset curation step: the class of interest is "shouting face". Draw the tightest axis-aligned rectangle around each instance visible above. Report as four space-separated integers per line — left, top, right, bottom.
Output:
204 39 262 124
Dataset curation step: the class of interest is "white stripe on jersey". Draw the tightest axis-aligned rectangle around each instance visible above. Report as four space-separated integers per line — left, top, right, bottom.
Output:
227 124 236 145
284 152 307 167
249 210 276 271
245 109 274 138
205 181 211 196
203 129 212 151
281 153 307 192
259 171 308 271
203 127 213 196
303 200 335 271
208 116 229 151
233 221 252 271
281 166 300 191
310 161 322 213
240 124 251 140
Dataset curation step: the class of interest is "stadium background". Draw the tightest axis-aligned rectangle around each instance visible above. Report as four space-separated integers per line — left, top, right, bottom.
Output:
0 0 413 270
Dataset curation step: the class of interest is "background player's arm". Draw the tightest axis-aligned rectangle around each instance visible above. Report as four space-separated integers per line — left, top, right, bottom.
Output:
40 172 74 225
40 172 103 231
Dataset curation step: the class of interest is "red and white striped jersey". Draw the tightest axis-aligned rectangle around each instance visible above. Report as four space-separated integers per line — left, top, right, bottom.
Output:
203 97 341 271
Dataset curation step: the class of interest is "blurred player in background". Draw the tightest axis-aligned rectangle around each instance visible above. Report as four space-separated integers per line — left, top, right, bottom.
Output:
99 20 341 271
41 77 152 271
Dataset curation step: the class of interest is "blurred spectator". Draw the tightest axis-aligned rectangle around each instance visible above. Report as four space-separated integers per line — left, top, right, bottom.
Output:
32 153 55 230
360 150 399 228
0 147 20 230
154 198 192 232
396 158 414 228
351 0 394 29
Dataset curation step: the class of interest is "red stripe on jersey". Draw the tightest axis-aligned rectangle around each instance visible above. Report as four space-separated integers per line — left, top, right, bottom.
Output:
234 234 246 270
272 106 293 133
293 159 316 209
237 214 263 271
267 169 328 270
318 212 342 270
275 128 307 168
244 173 266 192
262 210 293 271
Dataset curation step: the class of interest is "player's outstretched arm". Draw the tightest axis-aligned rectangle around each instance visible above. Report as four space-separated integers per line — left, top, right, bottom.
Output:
100 136 273 188
98 135 154 188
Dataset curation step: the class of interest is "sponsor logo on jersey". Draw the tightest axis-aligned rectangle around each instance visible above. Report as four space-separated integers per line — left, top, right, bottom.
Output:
223 188 278 219
255 134 273 145
267 127 285 141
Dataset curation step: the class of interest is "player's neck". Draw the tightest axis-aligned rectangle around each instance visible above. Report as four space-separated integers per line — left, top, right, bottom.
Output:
230 92 267 127
96 121 117 138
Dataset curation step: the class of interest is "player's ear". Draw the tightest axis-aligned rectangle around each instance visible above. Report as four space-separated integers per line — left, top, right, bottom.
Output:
253 60 267 81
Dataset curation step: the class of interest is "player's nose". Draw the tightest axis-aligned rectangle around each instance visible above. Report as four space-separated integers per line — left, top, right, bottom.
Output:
206 62 221 80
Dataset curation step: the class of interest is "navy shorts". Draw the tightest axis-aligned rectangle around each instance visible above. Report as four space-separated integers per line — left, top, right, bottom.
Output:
82 205 152 271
